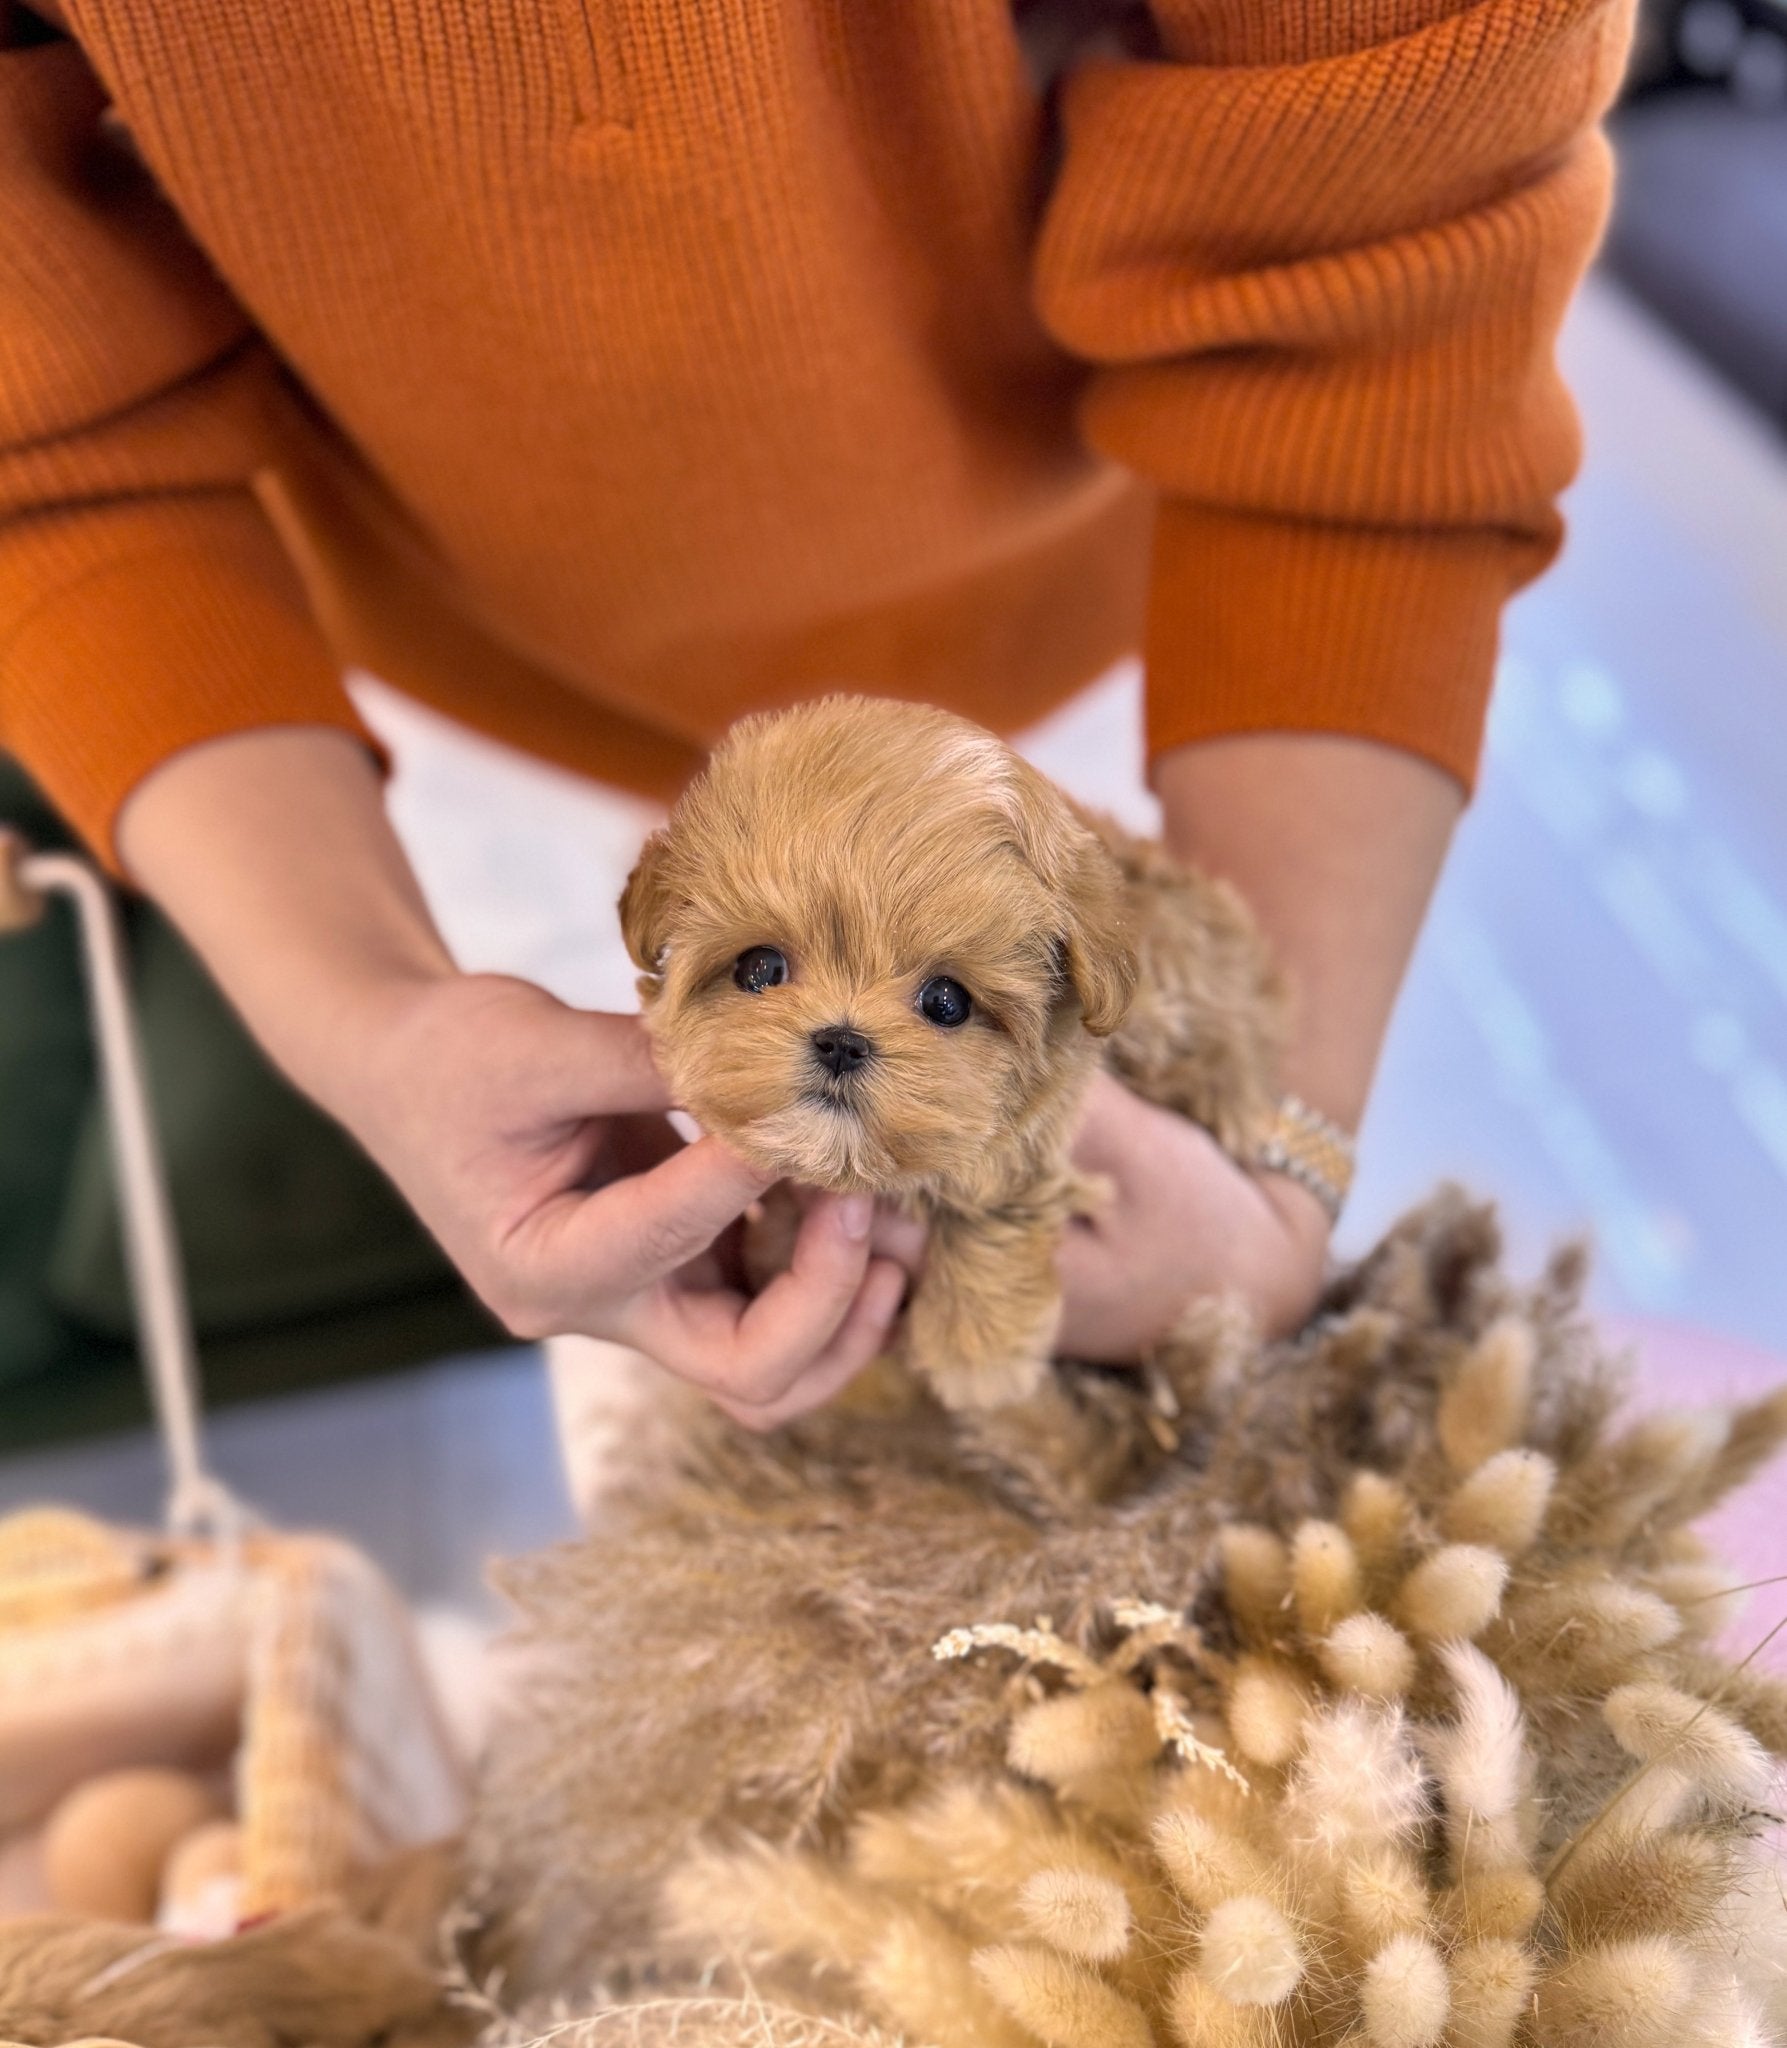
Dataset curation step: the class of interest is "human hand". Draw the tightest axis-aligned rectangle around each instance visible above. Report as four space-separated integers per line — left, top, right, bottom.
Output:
727 1068 1325 1373
1056 1068 1331 1359
340 972 909 1426
113 730 910 1426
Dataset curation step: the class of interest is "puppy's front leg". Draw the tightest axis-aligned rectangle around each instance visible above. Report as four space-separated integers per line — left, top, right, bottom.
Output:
904 1180 1076 1409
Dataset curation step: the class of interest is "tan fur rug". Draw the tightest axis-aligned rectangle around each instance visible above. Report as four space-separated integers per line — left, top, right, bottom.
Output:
468 1190 1787 2048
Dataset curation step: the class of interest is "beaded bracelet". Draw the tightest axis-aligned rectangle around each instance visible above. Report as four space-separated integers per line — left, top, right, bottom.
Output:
1253 1093 1357 1224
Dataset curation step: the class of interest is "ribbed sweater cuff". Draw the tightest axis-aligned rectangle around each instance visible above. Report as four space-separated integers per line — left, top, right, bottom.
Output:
0 508 377 873
1143 501 1545 795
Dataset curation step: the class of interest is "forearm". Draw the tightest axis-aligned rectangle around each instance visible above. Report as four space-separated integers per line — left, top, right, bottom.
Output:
115 728 454 1116
1153 733 1461 1134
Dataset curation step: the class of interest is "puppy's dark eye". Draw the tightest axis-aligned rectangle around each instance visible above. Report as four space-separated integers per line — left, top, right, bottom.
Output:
733 946 789 994
917 976 972 1028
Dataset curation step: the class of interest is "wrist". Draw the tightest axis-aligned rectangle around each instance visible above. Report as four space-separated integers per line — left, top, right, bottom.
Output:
1252 1092 1356 1227
1246 1167 1333 1336
1153 732 1460 1137
286 949 463 1125
1253 1163 1334 1252
186 883 458 1125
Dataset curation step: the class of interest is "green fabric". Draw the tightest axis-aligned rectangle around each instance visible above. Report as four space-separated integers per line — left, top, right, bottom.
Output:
45 912 465 1336
0 755 499 1445
0 763 93 1388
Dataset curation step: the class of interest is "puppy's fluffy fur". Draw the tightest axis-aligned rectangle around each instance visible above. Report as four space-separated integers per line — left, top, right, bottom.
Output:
621 697 1283 1407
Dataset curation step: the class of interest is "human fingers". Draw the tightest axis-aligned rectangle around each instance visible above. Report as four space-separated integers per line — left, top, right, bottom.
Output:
712 1258 906 1431
778 1185 927 1280
501 1134 772 1322
508 1002 675 1122
714 1192 884 1406
869 1203 927 1277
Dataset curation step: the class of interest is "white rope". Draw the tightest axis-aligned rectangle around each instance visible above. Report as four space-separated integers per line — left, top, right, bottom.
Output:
17 849 250 1544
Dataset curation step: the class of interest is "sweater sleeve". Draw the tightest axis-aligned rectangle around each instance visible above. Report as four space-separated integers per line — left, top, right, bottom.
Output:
1031 0 1635 790
0 27 373 867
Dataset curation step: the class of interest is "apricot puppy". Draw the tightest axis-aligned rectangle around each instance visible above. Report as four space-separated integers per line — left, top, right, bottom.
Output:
621 696 1281 1407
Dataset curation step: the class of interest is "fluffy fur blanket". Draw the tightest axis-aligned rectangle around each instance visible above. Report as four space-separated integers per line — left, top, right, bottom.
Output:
468 1190 1787 2048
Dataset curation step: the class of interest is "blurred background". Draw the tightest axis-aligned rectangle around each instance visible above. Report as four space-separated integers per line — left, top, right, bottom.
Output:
1 5 1784 1618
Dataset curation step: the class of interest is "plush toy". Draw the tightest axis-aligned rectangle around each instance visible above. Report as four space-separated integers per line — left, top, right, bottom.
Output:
621 696 1286 1408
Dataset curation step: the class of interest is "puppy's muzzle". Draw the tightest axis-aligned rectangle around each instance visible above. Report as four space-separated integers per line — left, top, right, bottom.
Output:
810 1024 874 1080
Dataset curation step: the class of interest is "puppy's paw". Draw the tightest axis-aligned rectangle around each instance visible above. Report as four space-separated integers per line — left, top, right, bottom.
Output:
922 1345 1053 1412
902 1287 1061 1412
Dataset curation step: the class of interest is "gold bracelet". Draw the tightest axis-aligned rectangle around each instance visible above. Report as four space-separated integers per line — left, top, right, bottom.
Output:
1253 1094 1356 1223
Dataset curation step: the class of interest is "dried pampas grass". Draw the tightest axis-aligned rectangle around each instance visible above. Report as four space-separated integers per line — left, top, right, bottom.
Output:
1318 1613 1417 1701
1016 1870 1132 1964
468 1189 1787 2048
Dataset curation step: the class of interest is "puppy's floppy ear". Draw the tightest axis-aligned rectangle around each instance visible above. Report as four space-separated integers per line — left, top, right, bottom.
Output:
1054 837 1137 1036
619 827 676 974
1008 770 1137 1037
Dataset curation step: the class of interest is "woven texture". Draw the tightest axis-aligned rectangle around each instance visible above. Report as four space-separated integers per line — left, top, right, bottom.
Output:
0 0 1633 862
0 1513 464 1911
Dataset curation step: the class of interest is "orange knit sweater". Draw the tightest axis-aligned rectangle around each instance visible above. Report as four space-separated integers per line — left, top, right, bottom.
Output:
0 0 1632 862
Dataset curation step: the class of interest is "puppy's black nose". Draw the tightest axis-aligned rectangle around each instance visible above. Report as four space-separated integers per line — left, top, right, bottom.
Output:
810 1024 874 1078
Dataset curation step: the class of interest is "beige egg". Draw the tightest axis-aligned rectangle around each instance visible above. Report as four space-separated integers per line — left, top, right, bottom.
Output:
42 1768 221 1922
159 1816 244 1915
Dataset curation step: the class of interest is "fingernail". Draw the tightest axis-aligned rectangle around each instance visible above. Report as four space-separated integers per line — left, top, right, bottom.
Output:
838 1194 873 1239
